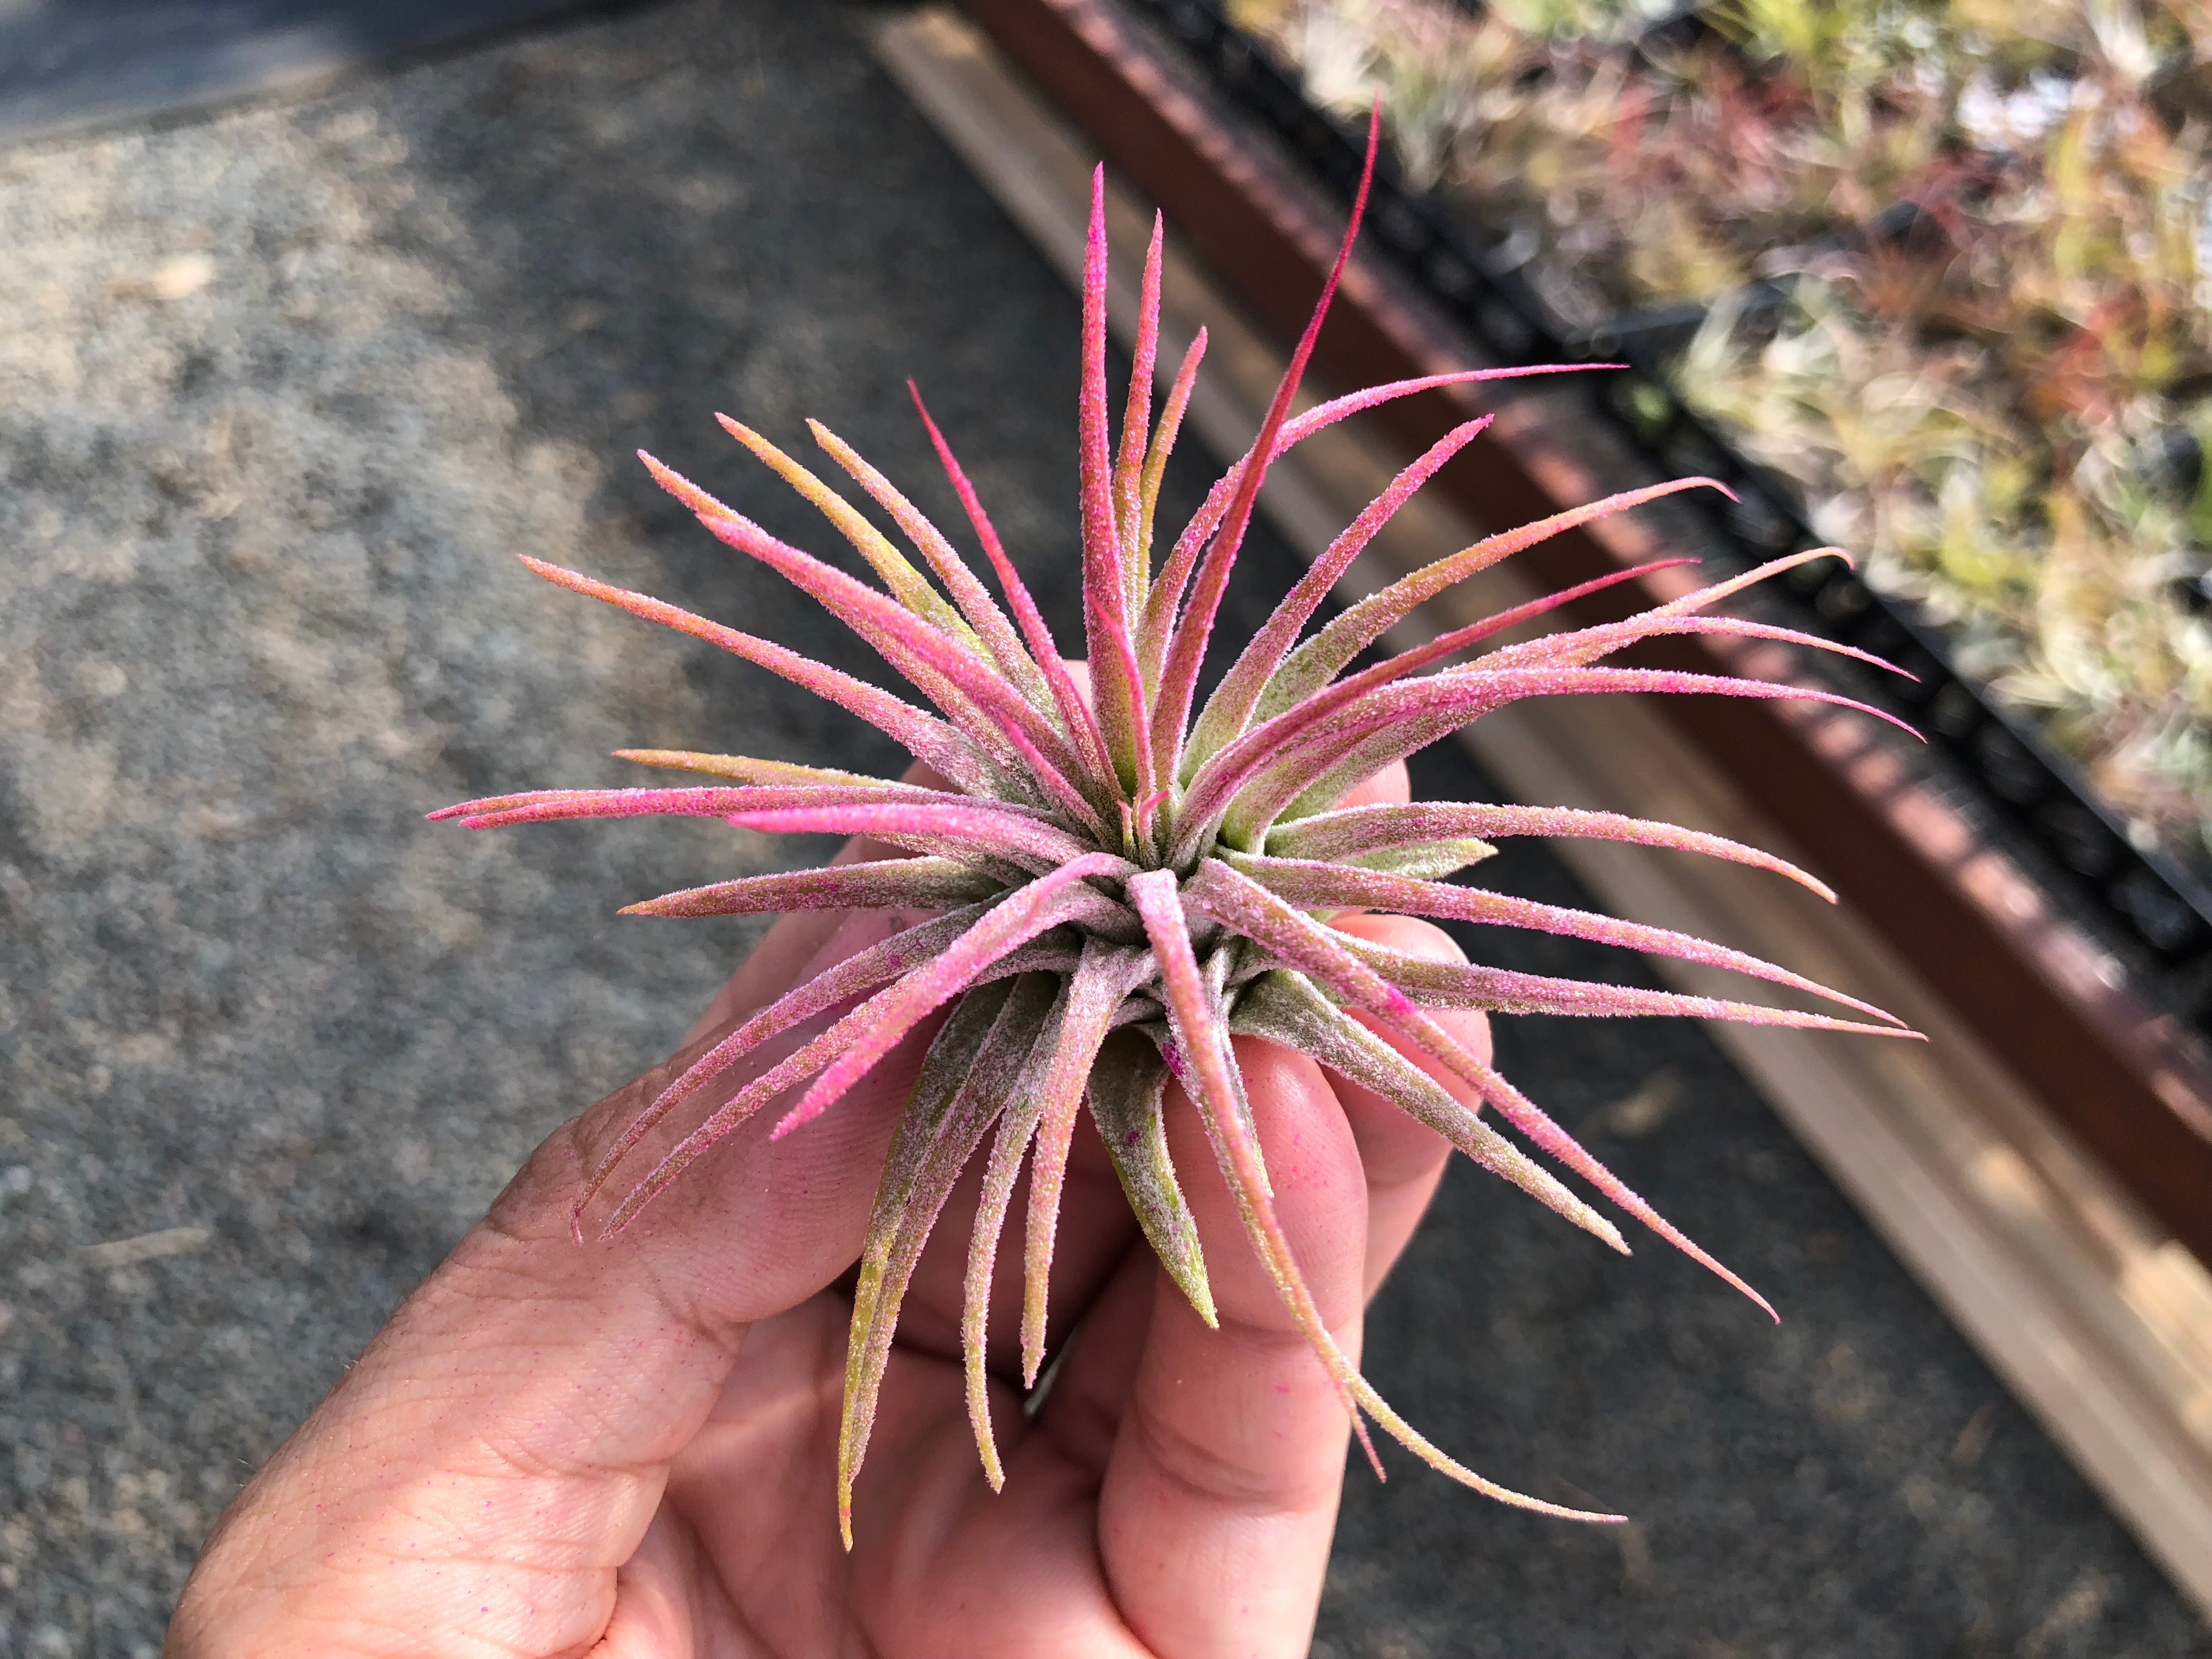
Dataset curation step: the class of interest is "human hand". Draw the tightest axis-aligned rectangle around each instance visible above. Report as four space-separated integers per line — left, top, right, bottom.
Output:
167 759 1490 1659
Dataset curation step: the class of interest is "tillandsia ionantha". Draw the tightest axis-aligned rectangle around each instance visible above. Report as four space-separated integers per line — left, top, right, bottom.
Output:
435 113 1921 1543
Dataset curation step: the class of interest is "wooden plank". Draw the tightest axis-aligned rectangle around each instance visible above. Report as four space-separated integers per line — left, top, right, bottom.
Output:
873 5 2212 1617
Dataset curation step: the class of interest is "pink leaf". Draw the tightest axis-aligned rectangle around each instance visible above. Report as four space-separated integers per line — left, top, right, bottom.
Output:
715 803 1107 875
1180 558 1694 834
1648 546 1856 619
1263 477 1738 719
620 859 1004 919
1127 871 1373 1465
963 983 1072 1488
840 978 1051 1544
907 383 1119 792
712 416 975 644
1019 940 1154 1384
1079 168 1156 798
1116 212 1166 613
769 854 1140 1140
1217 664 1922 851
1267 801 1836 902
1336 934 1919 1039
439 782 1004 831
1139 362 1616 677
1133 329 1207 656
510 555 995 795
1176 860 1774 1319
636 449 1038 795
1148 103 1384 787
609 750 921 789
1482 612 1912 680
1188 414 1497 768
574 904 993 1235
808 417 1065 721
1128 868 1617 1518
1227 968 1625 1252
682 496 1113 836
599 864 1126 1234
1227 853 1902 1025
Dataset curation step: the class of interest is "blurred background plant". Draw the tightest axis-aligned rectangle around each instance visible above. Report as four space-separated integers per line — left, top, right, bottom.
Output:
1231 0 2212 871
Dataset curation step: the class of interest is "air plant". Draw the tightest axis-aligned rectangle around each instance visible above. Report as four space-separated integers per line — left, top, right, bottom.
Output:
436 116 1918 1543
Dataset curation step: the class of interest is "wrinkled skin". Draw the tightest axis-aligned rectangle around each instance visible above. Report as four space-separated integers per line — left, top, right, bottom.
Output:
168 759 1493 1658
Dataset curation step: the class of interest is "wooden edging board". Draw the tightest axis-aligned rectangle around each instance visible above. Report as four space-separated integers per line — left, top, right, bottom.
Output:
871 4 2212 1617
948 0 2212 1283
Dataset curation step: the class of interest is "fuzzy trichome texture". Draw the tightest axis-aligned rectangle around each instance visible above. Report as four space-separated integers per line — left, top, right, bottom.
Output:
437 115 1918 1541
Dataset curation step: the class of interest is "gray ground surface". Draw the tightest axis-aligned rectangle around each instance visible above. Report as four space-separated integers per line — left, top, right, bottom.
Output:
1 2 2205 1653
0 0 636 148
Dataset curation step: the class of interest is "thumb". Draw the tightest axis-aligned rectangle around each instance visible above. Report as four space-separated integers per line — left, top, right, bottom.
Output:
171 905 928 1658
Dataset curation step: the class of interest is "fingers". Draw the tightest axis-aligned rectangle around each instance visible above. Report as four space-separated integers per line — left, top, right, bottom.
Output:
876 1106 1139 1385
589 1506 718 1657
1018 918 1472 1657
1327 912 1487 1294
1084 1034 1374 1659
681 904 851 1047
844 1035 1374 1659
1335 756 1411 811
